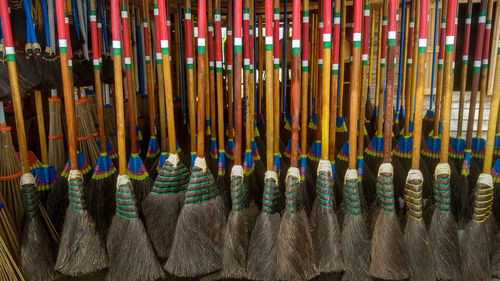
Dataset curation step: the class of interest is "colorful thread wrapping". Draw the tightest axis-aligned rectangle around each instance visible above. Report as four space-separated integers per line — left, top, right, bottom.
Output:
230 173 249 212
68 172 86 212
344 173 362 217
404 173 424 221
115 179 139 220
184 165 219 205
151 158 189 196
432 172 451 213
21 181 41 220
316 170 335 209
376 172 395 213
285 171 302 215
471 179 493 223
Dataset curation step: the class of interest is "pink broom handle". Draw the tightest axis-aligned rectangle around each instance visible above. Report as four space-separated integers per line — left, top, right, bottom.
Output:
233 0 243 165
265 0 274 169
290 0 301 167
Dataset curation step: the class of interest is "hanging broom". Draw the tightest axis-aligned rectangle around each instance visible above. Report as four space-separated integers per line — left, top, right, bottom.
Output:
165 0 226 275
275 1 317 279
427 0 461 278
401 0 436 279
105 1 164 279
142 0 190 261
272 0 283 179
0 191 19 264
335 0 348 153
246 0 281 278
225 3 234 170
75 90 100 169
53 0 108 275
36 0 61 91
48 91 67 174
460 26 500 281
84 0 118 241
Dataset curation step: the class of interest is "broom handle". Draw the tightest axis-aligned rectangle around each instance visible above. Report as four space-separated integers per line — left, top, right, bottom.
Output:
465 0 487 150
227 0 234 141
142 0 155 138
184 0 196 156
320 0 331 162
484 34 500 173
433 0 447 137
375 6 384 135
383 0 396 163
258 16 264 122
208 0 216 141
265 0 274 169
315 4 323 145
153 3 167 153
301 0 309 160
243 0 251 152
197 0 207 158
272 0 280 156
111 0 127 174
404 4 414 136
400 6 409 134
158 0 177 153
477 0 494 139
89 0 106 154
290 0 301 167
409 0 420 127
234 0 243 165
329 1 340 161
34 90 49 165
358 0 370 158
215 0 224 151
439 0 457 163
338 0 346 119
457 0 472 139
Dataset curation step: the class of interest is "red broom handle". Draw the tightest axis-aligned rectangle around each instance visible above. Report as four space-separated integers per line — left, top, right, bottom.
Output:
227 1 234 141
433 0 447 137
404 5 414 136
111 0 127 174
349 0 362 167
358 0 370 158
290 0 301 167
234 0 243 165
478 0 494 139
243 0 251 151
439 0 457 163
208 0 216 140
184 0 196 156
265 0 274 169
457 0 472 138
320 0 331 162
215 0 224 151
329 0 341 161
383 0 396 163
316 6 323 144
154 0 166 153
272 0 280 157
0 2 30 172
197 0 207 158
90 0 106 154
143 0 156 138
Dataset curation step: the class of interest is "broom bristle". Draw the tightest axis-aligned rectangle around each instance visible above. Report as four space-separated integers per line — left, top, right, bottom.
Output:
48 97 66 174
341 169 370 281
106 175 165 281
460 173 494 281
403 169 436 281
55 170 108 276
142 153 189 259
247 171 282 281
428 163 461 280
222 165 259 279
76 100 100 168
0 235 24 281
126 154 153 213
310 160 344 274
164 157 226 277
0 193 20 263
491 229 500 277
19 173 59 281
369 163 409 280
276 167 319 281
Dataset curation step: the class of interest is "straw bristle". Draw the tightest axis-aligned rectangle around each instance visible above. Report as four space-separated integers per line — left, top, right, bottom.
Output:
19 173 59 281
222 165 259 279
403 170 436 281
428 163 461 280
75 101 100 168
369 163 409 280
0 193 19 263
55 170 108 276
0 235 24 281
460 173 494 281
0 130 23 234
106 175 165 281
48 98 66 174
127 154 153 212
247 171 282 281
341 169 370 281
142 153 189 259
165 157 226 277
310 161 343 274
276 167 318 281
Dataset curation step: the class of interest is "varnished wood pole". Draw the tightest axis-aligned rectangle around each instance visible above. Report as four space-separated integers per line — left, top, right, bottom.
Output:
457 0 473 139
244 0 252 153
338 0 347 121
358 0 370 161
272 0 280 158
234 0 243 165
290 0 301 167
409 0 420 126
226 1 234 147
383 0 396 163
208 0 217 143
404 3 415 136
432 0 448 137
328 0 341 161
350 0 362 168
375 5 384 136
143 0 156 140
214 0 224 154
154 1 167 153
265 0 274 170
184 0 196 157
300 0 309 164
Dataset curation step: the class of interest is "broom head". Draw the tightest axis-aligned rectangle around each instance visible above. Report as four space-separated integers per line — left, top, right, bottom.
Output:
142 153 189 259
276 167 318 281
365 134 384 167
310 160 344 274
217 150 231 215
126 154 152 212
403 169 436 281
55 170 108 276
144 136 160 175
164 157 226 277
472 137 486 160
32 164 58 203
225 138 235 161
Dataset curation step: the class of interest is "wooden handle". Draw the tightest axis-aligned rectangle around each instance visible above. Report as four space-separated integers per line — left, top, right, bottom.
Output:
142 0 156 139
329 0 341 161
34 91 49 164
290 0 301 167
214 0 224 152
197 0 207 158
243 0 252 152
300 0 309 162
226 0 234 141
432 0 447 137
154 3 167 153
258 16 264 125
338 0 347 119
208 0 217 141
272 0 280 157
457 0 473 139
184 0 196 155
265 0 274 170
404 4 415 136
320 0 331 162
375 6 384 135
383 0 396 163
349 0 362 167
358 0 370 158
484 34 500 173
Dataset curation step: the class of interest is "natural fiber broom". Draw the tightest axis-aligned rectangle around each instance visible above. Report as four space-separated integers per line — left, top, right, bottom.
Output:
0 234 24 281
0 192 19 264
75 93 100 168
48 92 67 174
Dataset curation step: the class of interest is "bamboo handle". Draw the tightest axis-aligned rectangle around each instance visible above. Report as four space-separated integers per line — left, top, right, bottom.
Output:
34 91 49 164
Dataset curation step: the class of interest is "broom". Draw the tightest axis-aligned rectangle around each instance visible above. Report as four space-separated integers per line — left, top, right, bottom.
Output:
272 0 283 178
165 0 226 275
427 0 461 278
53 0 108 275
32 90 58 204
48 91 67 174
369 0 409 279
0 235 24 281
402 0 436 279
335 0 348 153
75 90 100 169
275 1 317 279
0 189 19 265
460 27 500 281
85 0 118 241
142 0 190 261
246 0 281 278
225 3 234 170
105 1 165 279
223 0 261 275
104 86 119 158
309 0 343 276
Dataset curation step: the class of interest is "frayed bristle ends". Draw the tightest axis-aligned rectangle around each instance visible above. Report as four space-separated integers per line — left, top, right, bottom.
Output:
428 163 461 280
19 173 60 281
369 164 409 280
164 157 226 277
460 173 494 281
106 175 165 281
55 170 108 276
142 153 190 259
222 165 259 279
342 169 370 281
276 168 319 281
310 161 344 274
247 171 281 281
403 170 436 281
